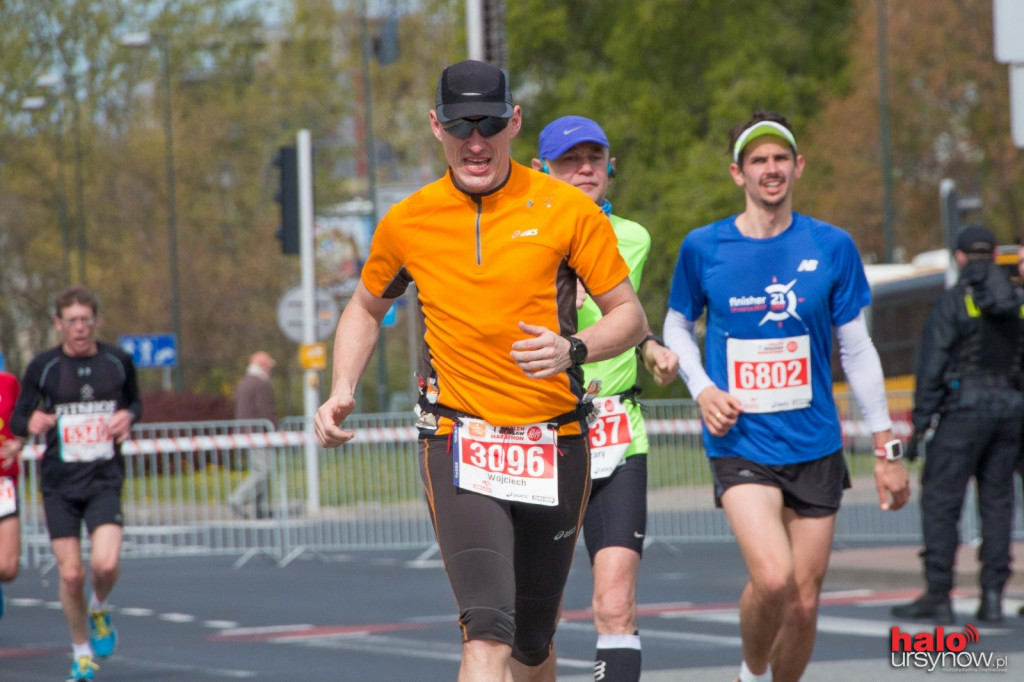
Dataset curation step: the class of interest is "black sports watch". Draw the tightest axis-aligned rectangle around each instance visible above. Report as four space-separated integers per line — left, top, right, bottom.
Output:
567 336 589 366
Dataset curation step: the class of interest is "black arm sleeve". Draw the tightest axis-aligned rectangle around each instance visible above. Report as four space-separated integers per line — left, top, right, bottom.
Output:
9 358 45 438
120 353 143 423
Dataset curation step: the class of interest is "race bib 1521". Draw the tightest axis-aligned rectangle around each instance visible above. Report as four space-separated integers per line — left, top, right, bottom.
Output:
58 413 115 463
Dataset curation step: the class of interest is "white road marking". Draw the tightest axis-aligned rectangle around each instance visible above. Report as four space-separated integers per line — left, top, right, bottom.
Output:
8 598 44 607
204 620 240 629
113 654 256 678
219 624 315 636
159 612 196 622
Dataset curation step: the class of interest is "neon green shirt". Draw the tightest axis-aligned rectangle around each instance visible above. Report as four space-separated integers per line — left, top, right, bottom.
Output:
578 213 652 458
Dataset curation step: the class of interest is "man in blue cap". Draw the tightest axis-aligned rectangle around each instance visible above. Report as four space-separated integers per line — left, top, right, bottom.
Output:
533 116 677 682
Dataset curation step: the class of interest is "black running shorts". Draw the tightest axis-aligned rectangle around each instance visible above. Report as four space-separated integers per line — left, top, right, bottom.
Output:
43 482 124 539
710 449 851 518
583 454 647 561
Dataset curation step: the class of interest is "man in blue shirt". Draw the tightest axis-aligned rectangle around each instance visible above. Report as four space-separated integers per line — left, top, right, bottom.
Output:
664 111 910 682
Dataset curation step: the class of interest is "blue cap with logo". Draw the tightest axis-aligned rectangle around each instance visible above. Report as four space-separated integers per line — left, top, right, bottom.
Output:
537 115 609 160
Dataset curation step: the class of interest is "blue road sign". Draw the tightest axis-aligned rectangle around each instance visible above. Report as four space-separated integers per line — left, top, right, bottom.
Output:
119 334 178 369
381 303 398 328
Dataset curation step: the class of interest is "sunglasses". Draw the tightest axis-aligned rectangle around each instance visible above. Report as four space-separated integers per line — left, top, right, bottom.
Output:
441 116 510 139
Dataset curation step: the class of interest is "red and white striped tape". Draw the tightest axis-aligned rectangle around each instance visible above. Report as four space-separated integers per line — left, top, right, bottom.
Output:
18 419 913 459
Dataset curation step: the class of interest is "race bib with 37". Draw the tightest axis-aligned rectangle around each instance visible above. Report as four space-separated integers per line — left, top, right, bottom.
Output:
452 418 558 506
588 395 634 479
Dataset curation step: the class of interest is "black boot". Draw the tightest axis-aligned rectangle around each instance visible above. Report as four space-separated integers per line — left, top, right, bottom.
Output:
891 592 954 624
976 589 1003 623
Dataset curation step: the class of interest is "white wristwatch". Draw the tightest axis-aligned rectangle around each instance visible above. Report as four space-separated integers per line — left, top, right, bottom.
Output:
874 439 903 461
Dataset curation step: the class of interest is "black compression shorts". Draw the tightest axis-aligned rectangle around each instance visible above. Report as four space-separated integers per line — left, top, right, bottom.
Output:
418 432 590 667
710 449 851 518
583 454 647 561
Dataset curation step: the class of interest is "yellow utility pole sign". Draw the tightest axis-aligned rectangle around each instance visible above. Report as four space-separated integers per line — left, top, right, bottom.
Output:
299 342 327 371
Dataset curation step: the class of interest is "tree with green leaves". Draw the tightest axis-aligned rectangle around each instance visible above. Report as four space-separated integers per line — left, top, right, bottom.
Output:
507 0 857 396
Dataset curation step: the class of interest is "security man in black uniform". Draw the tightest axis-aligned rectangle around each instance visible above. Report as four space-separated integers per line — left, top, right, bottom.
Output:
892 225 1024 625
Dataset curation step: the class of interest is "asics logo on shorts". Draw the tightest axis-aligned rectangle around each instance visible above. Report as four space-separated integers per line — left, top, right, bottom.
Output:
553 527 576 541
511 228 539 239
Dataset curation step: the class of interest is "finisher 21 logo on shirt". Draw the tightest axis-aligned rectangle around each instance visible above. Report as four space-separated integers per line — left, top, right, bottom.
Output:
726 276 811 413
889 624 1008 673
759 278 802 327
727 276 806 328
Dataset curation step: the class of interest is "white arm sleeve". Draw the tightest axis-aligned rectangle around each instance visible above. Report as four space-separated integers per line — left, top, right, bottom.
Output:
836 312 893 433
663 308 716 399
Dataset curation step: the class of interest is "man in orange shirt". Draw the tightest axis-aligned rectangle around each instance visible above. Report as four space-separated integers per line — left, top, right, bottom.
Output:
315 60 646 682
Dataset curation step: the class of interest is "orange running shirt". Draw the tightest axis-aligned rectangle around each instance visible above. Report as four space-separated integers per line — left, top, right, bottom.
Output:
362 161 630 427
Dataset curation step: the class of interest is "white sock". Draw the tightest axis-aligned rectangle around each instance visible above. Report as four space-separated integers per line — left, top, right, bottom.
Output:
739 660 772 682
89 594 107 612
596 633 642 650
72 642 93 659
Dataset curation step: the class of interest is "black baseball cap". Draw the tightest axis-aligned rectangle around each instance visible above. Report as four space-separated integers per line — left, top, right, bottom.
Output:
434 60 514 123
956 224 996 254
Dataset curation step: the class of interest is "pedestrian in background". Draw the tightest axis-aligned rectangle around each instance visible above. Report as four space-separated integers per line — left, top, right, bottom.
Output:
10 286 142 681
315 59 646 681
230 351 278 519
532 114 678 682
664 110 909 682
893 225 1024 624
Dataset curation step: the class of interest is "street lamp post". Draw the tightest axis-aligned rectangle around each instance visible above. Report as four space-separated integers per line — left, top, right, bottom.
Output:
359 2 388 412
877 0 895 263
122 31 184 391
22 87 72 287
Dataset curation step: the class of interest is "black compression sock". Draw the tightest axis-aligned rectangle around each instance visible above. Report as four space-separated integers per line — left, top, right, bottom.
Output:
594 645 641 682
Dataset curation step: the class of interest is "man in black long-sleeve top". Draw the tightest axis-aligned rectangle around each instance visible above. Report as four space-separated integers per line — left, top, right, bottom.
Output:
10 286 141 681
893 225 1024 625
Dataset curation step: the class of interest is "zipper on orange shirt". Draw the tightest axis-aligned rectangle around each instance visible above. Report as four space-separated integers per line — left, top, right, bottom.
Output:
473 195 483 265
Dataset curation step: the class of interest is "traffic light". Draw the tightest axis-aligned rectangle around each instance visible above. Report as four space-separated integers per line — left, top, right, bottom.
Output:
939 179 982 253
274 145 299 255
482 0 507 70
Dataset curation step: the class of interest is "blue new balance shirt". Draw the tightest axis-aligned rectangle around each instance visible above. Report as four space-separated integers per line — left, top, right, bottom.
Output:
668 212 871 465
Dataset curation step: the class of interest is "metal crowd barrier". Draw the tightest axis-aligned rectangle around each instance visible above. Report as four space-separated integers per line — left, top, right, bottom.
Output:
16 394 1022 570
